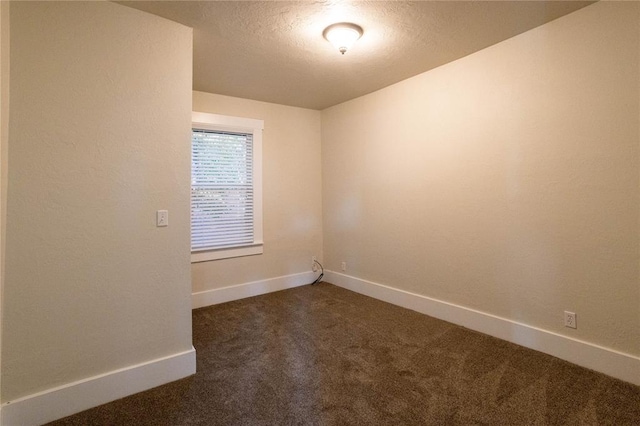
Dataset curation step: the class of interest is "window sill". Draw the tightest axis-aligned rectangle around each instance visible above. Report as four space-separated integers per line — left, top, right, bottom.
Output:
191 243 263 263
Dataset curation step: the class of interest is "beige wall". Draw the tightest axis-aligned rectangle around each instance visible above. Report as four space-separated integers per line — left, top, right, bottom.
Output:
192 91 322 292
322 2 639 356
0 0 10 399
2 2 193 402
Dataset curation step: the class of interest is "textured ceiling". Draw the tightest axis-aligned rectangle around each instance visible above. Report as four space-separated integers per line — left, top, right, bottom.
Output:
119 1 594 110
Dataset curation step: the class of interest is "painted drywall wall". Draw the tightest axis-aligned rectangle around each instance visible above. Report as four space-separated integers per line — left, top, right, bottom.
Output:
2 2 193 402
192 91 322 292
322 2 639 357
0 0 9 402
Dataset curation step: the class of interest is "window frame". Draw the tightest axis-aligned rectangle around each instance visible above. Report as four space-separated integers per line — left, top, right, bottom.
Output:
191 111 264 263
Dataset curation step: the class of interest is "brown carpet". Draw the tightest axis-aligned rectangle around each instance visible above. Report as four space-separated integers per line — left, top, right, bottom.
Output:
49 282 640 425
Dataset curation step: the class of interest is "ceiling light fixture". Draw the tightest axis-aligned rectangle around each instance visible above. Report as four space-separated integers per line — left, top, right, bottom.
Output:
323 22 363 55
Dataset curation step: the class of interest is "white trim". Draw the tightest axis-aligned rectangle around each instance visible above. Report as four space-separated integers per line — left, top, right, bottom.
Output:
1 347 196 426
191 243 263 263
252 127 263 247
325 271 640 386
192 111 263 132
192 271 316 309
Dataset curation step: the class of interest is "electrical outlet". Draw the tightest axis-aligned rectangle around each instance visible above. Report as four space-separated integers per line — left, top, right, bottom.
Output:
341 261 347 272
564 311 577 329
312 256 318 272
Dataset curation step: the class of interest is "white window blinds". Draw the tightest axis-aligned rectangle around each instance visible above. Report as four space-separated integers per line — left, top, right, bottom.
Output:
191 129 254 251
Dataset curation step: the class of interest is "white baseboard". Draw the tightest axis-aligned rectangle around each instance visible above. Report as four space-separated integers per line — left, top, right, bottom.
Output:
1 347 196 426
325 271 640 386
192 271 316 309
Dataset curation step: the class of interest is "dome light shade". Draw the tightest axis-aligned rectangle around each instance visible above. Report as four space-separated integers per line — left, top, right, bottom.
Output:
323 23 363 55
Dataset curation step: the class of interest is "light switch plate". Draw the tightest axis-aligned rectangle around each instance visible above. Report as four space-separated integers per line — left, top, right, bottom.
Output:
156 210 168 227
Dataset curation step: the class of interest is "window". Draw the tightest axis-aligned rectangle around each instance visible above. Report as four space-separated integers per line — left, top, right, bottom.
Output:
191 112 263 262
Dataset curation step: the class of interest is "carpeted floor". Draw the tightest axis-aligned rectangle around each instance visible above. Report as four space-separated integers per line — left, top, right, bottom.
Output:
49 282 640 425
